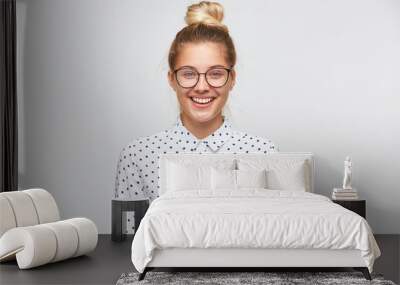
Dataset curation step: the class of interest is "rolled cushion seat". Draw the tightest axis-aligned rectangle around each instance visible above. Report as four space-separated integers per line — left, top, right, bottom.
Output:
23 188 60 223
0 188 60 236
0 189 98 269
0 195 17 237
0 218 98 269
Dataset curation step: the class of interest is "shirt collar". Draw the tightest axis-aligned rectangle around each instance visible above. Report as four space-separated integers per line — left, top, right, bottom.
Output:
172 114 233 152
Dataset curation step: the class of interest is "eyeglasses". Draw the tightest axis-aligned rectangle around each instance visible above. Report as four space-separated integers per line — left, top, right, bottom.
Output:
173 66 232 88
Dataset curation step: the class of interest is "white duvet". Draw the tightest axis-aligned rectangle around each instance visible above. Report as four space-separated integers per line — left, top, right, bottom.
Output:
131 189 381 273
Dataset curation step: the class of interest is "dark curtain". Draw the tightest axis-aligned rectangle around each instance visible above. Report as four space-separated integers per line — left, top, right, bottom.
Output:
0 0 18 192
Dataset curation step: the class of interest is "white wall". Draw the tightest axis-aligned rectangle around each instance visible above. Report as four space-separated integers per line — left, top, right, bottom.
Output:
17 0 400 234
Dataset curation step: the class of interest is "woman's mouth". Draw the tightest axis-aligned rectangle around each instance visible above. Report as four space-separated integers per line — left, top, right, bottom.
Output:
189 96 216 108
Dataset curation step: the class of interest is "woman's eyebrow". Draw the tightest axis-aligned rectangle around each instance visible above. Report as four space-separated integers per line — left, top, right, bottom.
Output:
208 64 227 68
178 65 195 69
178 64 228 69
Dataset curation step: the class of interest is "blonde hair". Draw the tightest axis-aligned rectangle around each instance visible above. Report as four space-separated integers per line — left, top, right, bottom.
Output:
169 1 236 121
185 1 228 33
168 1 236 70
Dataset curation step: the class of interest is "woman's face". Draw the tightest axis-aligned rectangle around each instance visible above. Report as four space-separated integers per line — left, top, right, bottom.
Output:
168 42 236 124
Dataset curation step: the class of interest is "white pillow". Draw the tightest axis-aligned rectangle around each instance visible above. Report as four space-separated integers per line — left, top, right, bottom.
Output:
267 161 306 191
211 168 268 190
236 169 268 189
167 161 210 191
211 167 236 190
237 159 308 191
159 155 238 195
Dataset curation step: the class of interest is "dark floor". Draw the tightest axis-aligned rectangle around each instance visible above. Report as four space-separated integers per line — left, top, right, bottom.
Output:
0 234 399 285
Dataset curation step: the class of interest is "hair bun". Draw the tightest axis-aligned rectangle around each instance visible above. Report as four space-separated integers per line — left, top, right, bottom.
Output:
185 1 228 32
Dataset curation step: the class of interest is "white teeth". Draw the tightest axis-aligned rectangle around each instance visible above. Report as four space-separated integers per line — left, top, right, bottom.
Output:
192 97 213 104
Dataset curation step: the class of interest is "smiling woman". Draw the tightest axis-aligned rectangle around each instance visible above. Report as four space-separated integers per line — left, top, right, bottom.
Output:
114 1 278 203
167 1 237 139
168 41 234 138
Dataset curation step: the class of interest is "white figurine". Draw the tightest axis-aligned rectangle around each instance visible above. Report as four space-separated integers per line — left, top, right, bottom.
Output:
342 156 352 190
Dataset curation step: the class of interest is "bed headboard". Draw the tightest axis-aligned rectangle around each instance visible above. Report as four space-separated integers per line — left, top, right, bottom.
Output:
158 152 315 195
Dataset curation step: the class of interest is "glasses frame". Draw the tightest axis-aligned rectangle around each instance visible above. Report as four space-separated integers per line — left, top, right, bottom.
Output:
173 66 232 89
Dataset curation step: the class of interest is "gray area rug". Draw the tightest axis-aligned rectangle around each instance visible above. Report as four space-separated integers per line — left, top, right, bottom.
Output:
116 271 396 285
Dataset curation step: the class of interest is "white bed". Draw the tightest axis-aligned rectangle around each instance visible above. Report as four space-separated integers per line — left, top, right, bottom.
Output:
130 153 381 281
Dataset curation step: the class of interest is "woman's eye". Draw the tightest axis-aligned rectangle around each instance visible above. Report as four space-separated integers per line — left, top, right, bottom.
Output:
181 70 196 78
183 72 195 77
209 71 224 77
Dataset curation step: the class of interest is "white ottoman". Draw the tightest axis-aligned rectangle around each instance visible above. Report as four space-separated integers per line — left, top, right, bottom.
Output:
0 189 98 269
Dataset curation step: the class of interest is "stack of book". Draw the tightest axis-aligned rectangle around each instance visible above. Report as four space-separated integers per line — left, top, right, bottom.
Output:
332 188 359 200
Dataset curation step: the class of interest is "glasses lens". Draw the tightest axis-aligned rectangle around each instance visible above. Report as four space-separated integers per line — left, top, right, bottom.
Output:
206 68 229 87
176 68 198 88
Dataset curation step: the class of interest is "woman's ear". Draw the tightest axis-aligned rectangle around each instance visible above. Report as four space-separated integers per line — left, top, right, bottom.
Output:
229 69 236 91
168 70 177 91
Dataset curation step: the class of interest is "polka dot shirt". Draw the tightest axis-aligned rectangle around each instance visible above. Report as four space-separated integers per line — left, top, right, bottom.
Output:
114 115 278 202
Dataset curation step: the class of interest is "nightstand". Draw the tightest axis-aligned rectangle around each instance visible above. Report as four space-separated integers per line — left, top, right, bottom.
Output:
111 199 149 242
332 199 366 219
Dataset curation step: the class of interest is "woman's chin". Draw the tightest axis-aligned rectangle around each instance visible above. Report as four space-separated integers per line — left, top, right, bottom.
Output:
186 109 221 123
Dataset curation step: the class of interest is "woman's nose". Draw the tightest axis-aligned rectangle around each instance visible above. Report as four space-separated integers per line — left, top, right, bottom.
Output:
194 74 209 91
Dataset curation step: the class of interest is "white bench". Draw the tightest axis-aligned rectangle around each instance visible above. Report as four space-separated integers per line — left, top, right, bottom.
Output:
0 188 98 269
